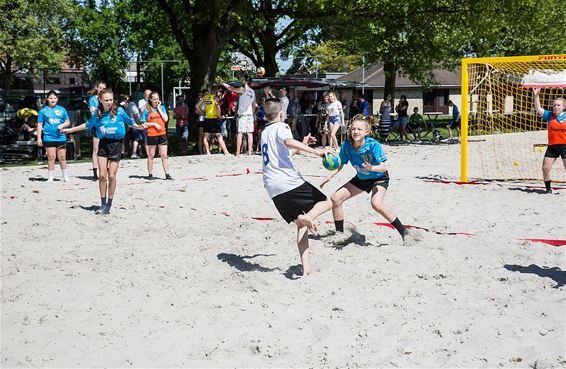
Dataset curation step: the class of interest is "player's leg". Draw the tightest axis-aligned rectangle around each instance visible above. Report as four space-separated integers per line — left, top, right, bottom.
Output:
100 160 119 215
158 142 170 178
542 156 557 193
147 145 156 178
370 185 408 241
331 182 364 232
294 223 311 276
45 146 56 182
56 144 69 181
330 123 340 150
96 156 109 213
92 136 99 180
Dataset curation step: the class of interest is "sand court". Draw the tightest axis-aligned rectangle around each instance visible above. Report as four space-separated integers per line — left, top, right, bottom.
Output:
1 143 564 367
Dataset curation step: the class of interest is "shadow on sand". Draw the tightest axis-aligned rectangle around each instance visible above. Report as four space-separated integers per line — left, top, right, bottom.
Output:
504 264 565 288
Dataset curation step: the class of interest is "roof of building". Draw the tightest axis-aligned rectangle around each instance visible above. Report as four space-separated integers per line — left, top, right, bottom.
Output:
337 63 462 88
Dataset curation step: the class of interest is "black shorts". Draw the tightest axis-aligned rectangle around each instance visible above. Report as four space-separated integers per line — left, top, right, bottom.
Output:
197 119 205 128
272 182 327 223
98 138 123 160
349 172 390 193
545 144 566 159
43 140 66 148
204 118 221 134
449 119 460 129
147 135 168 146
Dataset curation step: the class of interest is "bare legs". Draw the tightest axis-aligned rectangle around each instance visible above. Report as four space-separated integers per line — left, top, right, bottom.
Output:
293 198 333 276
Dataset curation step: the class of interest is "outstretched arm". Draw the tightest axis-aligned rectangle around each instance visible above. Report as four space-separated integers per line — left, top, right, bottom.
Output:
284 137 325 158
222 82 244 95
533 88 544 116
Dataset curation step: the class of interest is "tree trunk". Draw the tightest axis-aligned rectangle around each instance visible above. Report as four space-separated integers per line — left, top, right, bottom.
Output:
383 60 397 102
258 23 279 77
3 56 13 90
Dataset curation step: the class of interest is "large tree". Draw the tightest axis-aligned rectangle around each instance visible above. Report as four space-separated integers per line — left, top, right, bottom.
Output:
154 0 249 109
0 0 75 90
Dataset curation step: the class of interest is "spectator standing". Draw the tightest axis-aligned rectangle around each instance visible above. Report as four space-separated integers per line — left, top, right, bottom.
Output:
396 95 409 141
173 95 189 154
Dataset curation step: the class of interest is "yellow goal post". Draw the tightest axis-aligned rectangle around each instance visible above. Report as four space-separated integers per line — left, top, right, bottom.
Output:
460 54 566 182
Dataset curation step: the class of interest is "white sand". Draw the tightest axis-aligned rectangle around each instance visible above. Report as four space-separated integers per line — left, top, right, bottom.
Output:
1 142 565 368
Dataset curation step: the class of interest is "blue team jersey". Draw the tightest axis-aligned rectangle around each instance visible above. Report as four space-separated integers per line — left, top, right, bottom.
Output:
88 96 98 112
37 105 69 142
339 137 388 180
86 107 134 139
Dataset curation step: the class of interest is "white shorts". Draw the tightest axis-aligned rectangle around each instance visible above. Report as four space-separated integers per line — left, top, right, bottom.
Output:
237 115 254 133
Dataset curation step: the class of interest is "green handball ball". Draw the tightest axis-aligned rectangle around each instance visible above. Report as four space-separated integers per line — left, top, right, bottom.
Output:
322 154 341 170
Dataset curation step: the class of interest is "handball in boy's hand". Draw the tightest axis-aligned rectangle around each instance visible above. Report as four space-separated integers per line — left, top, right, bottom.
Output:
322 153 341 170
256 67 265 77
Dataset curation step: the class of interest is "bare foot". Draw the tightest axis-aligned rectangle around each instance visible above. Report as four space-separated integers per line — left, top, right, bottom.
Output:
297 214 318 236
302 264 312 276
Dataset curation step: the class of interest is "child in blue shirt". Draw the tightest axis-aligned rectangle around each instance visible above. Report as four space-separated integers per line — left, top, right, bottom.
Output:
321 114 416 245
37 91 71 182
63 89 147 215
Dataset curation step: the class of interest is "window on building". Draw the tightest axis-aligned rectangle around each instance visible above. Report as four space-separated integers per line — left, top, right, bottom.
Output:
69 77 76 85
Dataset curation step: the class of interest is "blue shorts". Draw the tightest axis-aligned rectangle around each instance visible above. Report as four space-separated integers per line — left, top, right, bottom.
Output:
398 116 408 127
329 115 341 125
131 127 147 142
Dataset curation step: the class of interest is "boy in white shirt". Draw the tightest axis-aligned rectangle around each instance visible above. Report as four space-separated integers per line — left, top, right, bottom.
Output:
261 98 332 276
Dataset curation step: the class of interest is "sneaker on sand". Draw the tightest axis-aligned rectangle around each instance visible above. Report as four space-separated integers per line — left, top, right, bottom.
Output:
131 154 140 159
63 176 71 182
46 177 54 183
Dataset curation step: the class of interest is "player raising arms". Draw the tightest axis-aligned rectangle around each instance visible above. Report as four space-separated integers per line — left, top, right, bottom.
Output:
321 114 417 245
62 89 146 215
533 87 566 194
261 98 332 276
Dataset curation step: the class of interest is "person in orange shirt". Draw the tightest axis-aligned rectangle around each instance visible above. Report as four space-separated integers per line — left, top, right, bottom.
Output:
533 87 566 193
141 92 172 180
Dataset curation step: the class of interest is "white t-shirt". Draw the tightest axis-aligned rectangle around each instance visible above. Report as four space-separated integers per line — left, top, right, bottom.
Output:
280 96 289 121
138 99 147 112
237 84 255 115
327 100 342 117
261 122 305 198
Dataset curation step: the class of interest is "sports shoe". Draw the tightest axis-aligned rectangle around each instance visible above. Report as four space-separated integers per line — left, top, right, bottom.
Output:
46 177 54 183
131 154 140 159
148 174 154 180
165 174 173 180
63 176 71 182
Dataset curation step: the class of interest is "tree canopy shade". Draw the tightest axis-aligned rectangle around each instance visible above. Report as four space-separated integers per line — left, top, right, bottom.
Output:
0 0 74 89
315 0 566 97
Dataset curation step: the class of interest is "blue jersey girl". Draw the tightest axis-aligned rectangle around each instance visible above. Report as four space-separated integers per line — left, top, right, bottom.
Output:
63 89 146 215
37 90 71 182
320 114 416 244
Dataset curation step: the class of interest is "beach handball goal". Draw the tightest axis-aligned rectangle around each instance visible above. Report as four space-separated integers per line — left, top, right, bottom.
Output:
460 54 566 182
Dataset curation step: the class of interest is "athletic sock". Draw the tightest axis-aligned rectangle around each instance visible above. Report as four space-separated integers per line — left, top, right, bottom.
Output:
93 168 98 180
334 219 344 233
100 198 112 215
544 181 552 193
47 170 55 182
62 168 69 180
391 217 406 240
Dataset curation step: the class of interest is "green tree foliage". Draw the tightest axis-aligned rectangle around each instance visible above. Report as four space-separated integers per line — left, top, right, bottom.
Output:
68 1 129 90
0 0 75 89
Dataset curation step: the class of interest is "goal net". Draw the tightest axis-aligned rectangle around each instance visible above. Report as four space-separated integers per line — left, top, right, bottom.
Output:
460 55 566 182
